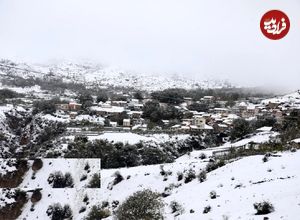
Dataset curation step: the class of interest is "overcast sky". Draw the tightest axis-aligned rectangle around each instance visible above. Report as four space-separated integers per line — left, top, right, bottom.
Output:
0 0 299 90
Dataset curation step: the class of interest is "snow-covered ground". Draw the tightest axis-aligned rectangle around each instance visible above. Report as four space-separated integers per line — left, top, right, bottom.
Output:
88 132 189 144
214 131 279 150
0 159 101 189
101 150 300 219
64 132 190 145
16 188 101 220
41 113 105 125
262 91 300 105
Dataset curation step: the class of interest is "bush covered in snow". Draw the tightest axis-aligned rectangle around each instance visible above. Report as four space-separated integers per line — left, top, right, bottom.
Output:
0 189 28 220
209 190 217 199
115 189 164 220
46 203 73 220
88 173 101 188
80 174 87 181
262 154 270 163
177 171 183 181
162 184 176 198
47 171 74 188
170 200 184 216
83 194 89 204
84 162 90 172
32 158 43 171
203 205 211 214
206 159 225 172
85 205 110 220
199 153 207 159
184 169 196 183
253 201 274 215
30 189 42 203
112 171 124 186
0 159 29 188
198 170 207 182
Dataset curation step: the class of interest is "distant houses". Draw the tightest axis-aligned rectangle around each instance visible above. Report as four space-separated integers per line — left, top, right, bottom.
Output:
123 119 131 127
171 115 213 131
50 91 300 134
90 105 125 117
55 102 82 112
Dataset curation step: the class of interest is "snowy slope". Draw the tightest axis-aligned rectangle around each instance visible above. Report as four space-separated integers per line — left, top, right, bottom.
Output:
213 131 279 150
0 159 101 189
65 132 190 145
262 90 300 105
17 188 101 220
101 150 300 219
21 159 100 189
0 59 233 91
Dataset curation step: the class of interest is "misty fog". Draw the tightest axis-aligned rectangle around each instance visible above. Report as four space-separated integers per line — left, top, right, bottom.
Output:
0 0 299 91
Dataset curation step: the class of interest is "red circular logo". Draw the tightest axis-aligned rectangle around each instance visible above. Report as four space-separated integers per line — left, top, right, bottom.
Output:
260 10 290 40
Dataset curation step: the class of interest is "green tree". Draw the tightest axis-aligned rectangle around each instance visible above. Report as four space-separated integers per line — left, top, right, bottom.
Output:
187 103 209 112
133 91 143 100
230 118 252 141
280 110 300 142
151 88 186 104
115 189 164 220
161 105 183 120
0 89 21 101
86 205 110 220
33 99 57 114
142 101 162 123
109 111 129 125
78 93 94 109
96 91 108 103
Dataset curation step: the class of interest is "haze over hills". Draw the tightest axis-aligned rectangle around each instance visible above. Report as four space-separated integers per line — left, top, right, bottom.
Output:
0 59 296 95
0 59 234 91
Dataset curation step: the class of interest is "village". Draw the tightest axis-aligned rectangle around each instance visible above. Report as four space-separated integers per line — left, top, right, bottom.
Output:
1 83 300 157
2 86 300 220
51 90 298 134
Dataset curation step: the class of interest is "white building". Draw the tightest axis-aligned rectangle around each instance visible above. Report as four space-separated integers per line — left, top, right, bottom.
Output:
193 116 206 129
123 119 131 127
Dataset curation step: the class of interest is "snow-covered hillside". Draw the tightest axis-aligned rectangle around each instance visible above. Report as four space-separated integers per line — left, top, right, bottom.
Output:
22 159 100 189
101 150 300 219
262 90 300 105
19 188 101 220
0 159 101 189
214 131 279 150
0 59 233 91
0 188 101 220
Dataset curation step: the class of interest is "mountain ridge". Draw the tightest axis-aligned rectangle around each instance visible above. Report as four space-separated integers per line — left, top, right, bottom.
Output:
0 59 234 91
